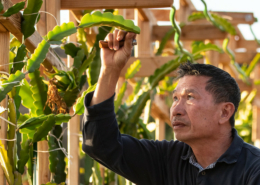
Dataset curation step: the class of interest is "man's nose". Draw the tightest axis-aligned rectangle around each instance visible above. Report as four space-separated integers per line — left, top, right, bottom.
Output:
170 100 185 117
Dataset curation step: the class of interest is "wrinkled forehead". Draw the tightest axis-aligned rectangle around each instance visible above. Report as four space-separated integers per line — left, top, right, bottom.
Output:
172 88 198 95
175 75 211 90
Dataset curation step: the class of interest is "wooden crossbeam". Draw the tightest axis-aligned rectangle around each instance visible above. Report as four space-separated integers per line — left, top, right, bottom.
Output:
121 56 252 92
121 56 183 77
123 54 256 75
60 0 172 10
0 0 67 72
237 40 260 51
9 0 256 25
0 22 7 31
119 56 162 77
191 11 256 25
124 9 255 25
180 0 196 10
219 52 257 64
136 8 157 24
152 25 228 41
70 10 84 23
137 9 149 22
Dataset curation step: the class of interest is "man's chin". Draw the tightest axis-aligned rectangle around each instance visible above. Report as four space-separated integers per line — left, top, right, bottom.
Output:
174 134 189 142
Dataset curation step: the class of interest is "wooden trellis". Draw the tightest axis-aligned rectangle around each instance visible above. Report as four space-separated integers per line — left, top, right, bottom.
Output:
0 28 9 185
0 0 259 184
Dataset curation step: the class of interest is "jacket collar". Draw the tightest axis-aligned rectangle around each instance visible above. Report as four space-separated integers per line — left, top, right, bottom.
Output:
217 128 244 164
181 128 244 164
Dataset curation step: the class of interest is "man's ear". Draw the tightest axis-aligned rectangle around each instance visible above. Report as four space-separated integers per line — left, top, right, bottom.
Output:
219 102 235 125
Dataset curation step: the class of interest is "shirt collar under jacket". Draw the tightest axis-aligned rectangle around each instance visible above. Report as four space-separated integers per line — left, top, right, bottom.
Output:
181 128 244 165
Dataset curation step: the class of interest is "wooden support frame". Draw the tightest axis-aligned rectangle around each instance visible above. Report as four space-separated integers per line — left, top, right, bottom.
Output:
0 0 67 72
135 8 155 57
124 9 255 25
190 11 255 25
0 30 9 185
181 0 196 10
178 0 194 23
46 0 61 32
253 64 260 147
36 0 61 184
122 52 257 78
2 0 260 182
37 141 50 184
60 0 172 9
219 52 257 65
155 118 165 141
36 0 49 182
121 56 253 92
205 40 220 67
237 40 260 52
152 25 228 41
70 10 84 23
0 1 67 184
134 8 167 140
67 11 79 185
36 0 47 36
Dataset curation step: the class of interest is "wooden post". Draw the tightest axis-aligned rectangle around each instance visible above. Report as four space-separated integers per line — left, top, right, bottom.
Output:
0 27 9 185
134 9 167 141
67 11 79 185
36 0 47 36
155 118 165 141
46 0 61 32
152 94 170 141
205 40 220 66
36 1 48 183
134 9 154 57
36 0 60 184
68 113 80 185
37 141 49 183
253 64 260 147
177 0 196 23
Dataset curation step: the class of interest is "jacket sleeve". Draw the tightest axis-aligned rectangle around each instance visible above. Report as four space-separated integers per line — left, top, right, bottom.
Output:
82 91 170 185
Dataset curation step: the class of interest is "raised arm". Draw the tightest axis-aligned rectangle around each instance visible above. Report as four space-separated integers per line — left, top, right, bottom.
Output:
83 30 184 185
90 30 136 106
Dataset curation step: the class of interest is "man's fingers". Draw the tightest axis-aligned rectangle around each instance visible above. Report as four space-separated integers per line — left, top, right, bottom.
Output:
113 29 120 50
117 30 127 41
123 32 136 54
105 33 114 50
104 30 136 51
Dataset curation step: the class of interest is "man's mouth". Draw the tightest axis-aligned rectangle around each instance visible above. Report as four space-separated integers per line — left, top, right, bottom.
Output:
172 121 186 129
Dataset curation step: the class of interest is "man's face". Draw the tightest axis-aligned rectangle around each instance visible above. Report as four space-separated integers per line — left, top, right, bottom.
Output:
170 75 222 143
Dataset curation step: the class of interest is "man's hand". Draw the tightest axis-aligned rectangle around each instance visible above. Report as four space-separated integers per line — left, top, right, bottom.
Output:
101 30 136 72
90 30 136 106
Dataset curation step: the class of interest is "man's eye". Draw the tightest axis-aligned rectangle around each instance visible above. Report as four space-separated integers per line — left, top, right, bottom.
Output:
173 96 178 101
188 95 194 100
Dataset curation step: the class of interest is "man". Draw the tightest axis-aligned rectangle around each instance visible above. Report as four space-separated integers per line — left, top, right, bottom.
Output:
82 30 260 185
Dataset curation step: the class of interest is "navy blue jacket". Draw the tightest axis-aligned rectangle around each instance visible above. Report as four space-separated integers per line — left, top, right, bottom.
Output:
82 92 260 185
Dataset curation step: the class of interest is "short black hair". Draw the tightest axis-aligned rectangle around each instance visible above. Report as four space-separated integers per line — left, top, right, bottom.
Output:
177 62 241 127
